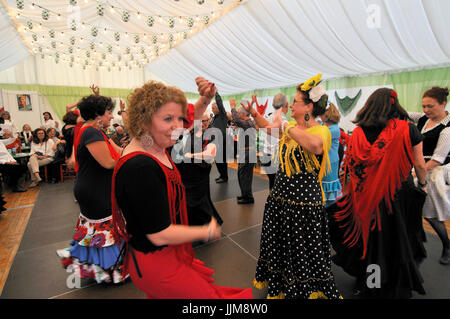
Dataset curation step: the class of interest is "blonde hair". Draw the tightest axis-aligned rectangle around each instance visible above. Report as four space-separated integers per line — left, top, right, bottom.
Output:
323 103 341 124
126 81 187 139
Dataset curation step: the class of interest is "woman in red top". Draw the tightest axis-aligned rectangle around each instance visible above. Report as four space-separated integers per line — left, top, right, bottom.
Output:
111 78 253 299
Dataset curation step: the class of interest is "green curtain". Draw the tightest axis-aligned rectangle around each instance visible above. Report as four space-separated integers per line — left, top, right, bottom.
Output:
2 66 449 119
216 66 450 113
323 67 450 112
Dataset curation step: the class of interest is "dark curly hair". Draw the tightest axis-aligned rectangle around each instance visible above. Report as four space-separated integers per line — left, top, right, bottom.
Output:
62 111 78 125
43 111 53 120
78 95 114 121
423 87 449 104
32 128 48 144
296 83 328 117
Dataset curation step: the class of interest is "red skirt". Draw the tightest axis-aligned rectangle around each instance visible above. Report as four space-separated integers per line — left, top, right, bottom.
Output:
126 246 253 299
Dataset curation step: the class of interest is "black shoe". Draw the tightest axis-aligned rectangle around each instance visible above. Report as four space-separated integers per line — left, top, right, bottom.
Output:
215 178 228 184
439 248 450 265
237 197 254 204
12 186 27 192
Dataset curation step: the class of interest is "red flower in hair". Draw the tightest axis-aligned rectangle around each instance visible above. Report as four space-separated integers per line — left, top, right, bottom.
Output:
390 90 397 104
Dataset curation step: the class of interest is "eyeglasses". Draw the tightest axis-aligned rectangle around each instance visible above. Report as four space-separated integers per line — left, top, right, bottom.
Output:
292 98 304 105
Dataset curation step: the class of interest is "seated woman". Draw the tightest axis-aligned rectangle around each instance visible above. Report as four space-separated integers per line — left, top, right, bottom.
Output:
18 124 33 147
47 128 60 143
0 111 18 138
27 128 54 187
42 111 60 134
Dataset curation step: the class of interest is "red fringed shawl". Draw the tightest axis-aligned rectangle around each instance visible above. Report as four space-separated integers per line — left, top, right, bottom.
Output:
335 119 414 259
73 124 120 172
111 151 194 273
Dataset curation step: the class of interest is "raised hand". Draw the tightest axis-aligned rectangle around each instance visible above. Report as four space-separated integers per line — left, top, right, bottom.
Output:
195 77 217 99
119 99 126 111
90 84 100 96
240 98 255 115
271 108 284 129
229 98 236 109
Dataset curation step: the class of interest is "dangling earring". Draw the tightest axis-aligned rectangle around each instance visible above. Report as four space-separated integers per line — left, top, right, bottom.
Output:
304 113 310 122
140 133 154 150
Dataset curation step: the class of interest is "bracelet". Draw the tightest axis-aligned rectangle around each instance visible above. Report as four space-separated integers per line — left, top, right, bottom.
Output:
205 224 213 242
418 180 427 187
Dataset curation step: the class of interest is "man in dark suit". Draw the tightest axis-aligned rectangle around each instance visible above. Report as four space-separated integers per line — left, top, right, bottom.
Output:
209 93 230 183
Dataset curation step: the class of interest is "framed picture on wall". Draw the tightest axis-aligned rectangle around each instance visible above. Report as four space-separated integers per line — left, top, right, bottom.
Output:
17 94 32 111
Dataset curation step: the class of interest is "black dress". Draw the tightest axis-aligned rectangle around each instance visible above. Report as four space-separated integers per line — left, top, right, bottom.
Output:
327 123 427 299
175 130 223 226
254 125 341 299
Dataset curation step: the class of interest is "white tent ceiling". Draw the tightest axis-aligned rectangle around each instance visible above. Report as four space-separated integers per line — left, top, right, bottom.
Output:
1 0 449 94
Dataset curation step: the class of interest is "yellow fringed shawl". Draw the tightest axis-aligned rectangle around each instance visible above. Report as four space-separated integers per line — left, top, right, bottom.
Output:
278 122 332 202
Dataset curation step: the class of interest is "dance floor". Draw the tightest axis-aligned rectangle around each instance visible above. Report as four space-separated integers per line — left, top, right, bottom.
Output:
0 165 449 299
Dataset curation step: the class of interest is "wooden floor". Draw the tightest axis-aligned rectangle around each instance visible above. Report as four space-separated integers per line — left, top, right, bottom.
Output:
0 188 40 295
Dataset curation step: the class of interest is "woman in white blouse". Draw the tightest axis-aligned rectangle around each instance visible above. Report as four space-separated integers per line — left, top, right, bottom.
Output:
409 86 450 265
27 128 54 187
0 111 18 137
42 112 59 130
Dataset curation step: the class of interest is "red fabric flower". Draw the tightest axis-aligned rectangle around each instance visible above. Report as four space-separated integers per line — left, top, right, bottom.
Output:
390 90 397 104
73 226 88 242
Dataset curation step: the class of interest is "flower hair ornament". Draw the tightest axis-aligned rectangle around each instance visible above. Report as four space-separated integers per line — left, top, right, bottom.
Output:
301 73 328 108
390 90 397 105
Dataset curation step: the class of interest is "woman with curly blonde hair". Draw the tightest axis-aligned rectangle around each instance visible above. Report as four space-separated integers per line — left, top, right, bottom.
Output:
111 77 253 299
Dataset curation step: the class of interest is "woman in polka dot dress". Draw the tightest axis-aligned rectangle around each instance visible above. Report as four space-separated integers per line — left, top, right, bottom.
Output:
252 75 341 299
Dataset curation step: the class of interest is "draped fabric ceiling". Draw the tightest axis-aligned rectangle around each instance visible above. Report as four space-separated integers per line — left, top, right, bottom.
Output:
0 0 449 95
